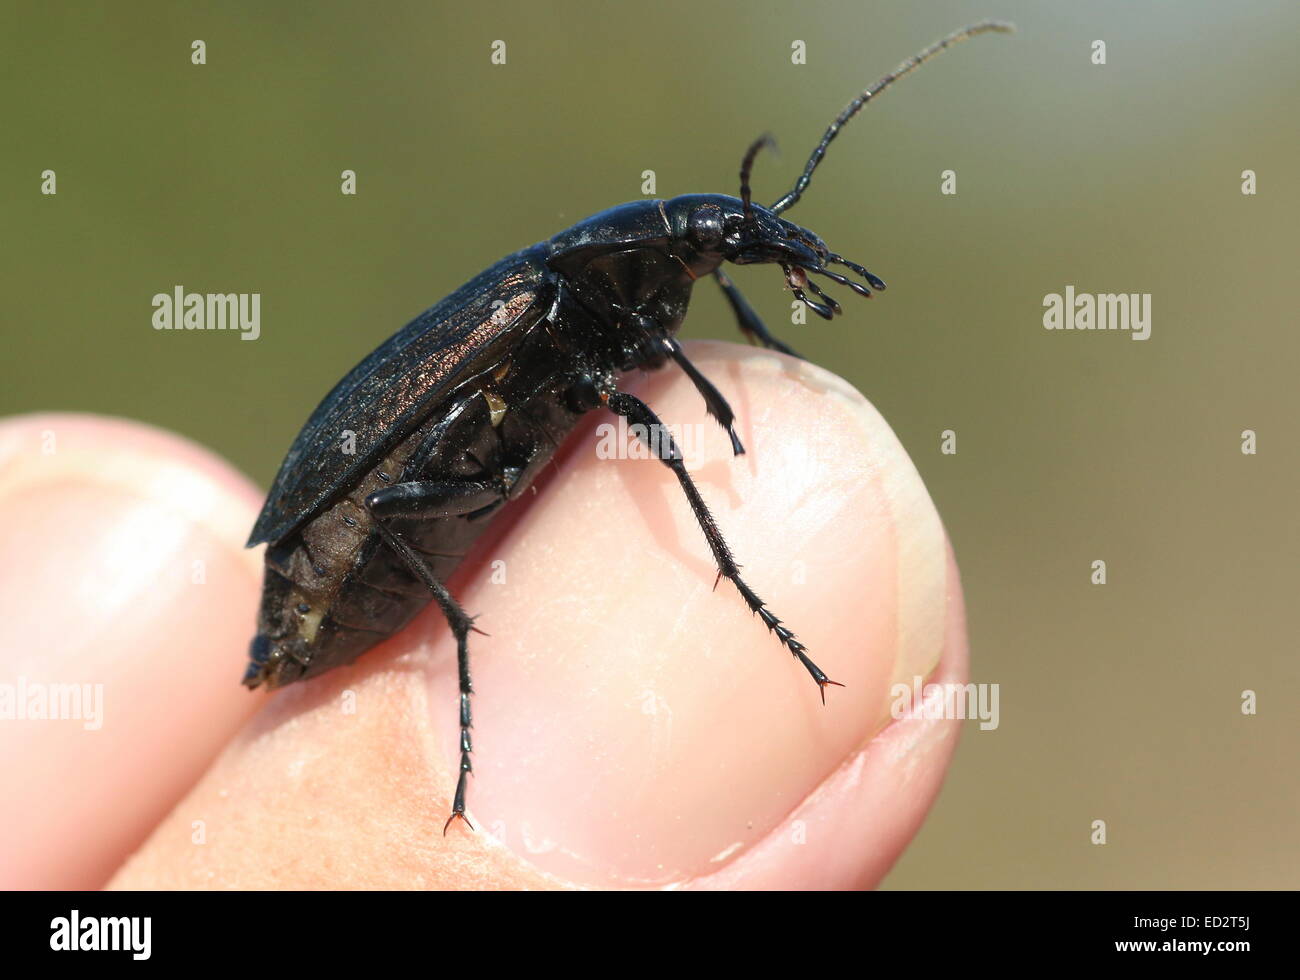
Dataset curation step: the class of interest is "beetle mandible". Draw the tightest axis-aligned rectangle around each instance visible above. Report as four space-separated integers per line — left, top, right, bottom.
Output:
244 22 1013 832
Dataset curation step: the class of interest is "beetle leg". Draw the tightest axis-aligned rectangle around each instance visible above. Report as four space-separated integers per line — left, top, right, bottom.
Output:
600 389 843 702
367 480 502 521
713 269 801 359
367 481 514 834
658 336 745 457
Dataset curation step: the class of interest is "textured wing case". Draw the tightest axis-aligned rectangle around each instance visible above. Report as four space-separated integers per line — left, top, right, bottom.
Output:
248 245 553 546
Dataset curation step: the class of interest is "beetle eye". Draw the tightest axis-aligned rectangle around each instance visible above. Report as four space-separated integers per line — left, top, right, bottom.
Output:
687 207 724 250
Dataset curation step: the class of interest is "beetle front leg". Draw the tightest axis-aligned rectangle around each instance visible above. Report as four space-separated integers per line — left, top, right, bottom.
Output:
600 389 843 701
367 480 506 834
713 269 801 359
657 334 745 456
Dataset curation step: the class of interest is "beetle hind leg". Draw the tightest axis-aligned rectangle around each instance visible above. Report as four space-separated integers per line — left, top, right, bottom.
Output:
601 388 842 701
367 480 511 834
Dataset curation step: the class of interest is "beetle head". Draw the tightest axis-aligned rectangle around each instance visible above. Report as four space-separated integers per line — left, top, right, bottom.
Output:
667 185 885 321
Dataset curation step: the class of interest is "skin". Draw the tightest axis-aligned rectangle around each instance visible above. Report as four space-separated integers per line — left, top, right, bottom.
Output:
0 341 967 890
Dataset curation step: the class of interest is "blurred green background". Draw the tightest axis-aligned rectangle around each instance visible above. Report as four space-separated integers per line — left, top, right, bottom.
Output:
3 1 1296 888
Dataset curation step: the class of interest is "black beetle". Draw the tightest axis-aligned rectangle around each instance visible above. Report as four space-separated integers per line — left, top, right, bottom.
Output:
244 22 1012 832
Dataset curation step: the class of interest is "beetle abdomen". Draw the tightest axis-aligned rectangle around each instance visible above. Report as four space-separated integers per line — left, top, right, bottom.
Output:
245 357 586 690
245 419 436 689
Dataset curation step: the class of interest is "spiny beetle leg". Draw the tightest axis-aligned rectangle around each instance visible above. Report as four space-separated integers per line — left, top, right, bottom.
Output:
367 481 501 834
658 335 745 456
713 269 801 359
600 388 842 700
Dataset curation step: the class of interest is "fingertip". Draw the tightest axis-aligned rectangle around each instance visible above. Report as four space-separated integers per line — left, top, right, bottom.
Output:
104 342 964 891
689 535 969 889
0 413 265 888
422 340 954 886
0 413 264 556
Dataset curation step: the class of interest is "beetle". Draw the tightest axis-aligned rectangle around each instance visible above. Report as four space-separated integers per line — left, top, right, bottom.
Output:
244 22 1012 832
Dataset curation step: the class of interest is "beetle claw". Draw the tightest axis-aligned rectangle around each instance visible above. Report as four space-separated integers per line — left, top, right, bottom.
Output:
443 810 475 835
817 678 846 706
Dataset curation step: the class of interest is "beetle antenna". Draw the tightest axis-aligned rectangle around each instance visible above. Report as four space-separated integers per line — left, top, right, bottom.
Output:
769 20 1014 215
739 133 776 225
